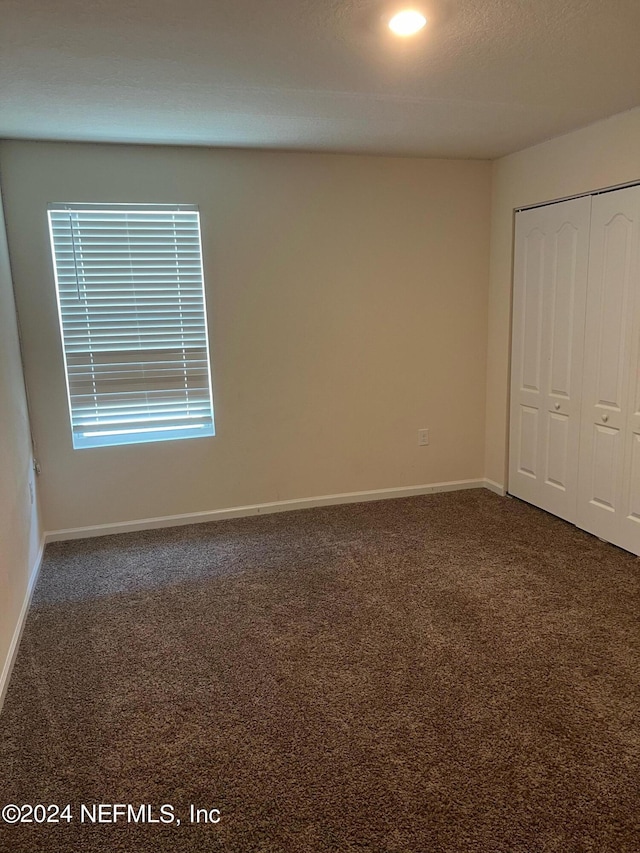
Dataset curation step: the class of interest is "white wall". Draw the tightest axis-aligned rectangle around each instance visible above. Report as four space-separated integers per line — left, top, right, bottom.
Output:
0 142 491 532
485 106 640 488
0 181 41 704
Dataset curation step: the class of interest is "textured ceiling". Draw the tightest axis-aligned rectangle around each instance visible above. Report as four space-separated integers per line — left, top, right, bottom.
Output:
1 0 640 159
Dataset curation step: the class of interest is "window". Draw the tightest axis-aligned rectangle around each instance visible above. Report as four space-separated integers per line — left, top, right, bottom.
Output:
48 203 215 449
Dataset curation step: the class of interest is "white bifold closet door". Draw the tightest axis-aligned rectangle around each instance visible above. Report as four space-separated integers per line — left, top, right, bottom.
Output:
509 196 592 523
576 185 640 554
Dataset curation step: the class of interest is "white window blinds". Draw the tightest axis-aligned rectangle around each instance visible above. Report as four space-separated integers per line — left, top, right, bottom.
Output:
48 204 215 449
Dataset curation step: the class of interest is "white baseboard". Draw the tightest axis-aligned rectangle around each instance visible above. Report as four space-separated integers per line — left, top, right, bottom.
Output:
0 535 46 713
483 479 506 496
45 478 497 543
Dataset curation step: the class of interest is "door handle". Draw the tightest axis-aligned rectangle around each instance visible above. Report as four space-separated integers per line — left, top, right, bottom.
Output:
554 403 561 410
602 414 609 423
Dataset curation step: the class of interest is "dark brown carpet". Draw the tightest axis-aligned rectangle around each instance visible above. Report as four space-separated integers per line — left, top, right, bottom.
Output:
0 489 638 852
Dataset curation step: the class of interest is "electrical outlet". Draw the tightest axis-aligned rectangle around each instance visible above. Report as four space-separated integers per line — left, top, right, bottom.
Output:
418 428 429 446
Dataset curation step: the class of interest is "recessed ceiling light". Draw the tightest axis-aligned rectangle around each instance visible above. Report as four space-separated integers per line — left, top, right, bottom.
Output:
388 9 427 36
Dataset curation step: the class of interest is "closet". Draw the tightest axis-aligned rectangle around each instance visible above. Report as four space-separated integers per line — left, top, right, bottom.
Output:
509 185 640 556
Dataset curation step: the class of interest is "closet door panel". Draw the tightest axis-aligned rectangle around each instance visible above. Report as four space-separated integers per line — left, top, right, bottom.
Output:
520 228 545 395
590 424 621 512
517 405 539 478
546 412 569 489
592 213 632 413
625 434 640 522
549 222 581 400
619 249 640 550
509 196 591 521
577 185 640 553
510 221 545 497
